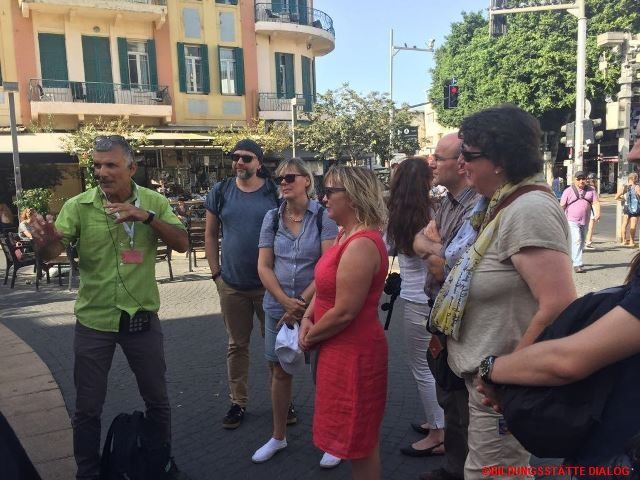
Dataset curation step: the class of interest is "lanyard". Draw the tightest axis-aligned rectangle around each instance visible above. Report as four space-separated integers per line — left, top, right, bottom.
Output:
121 198 140 249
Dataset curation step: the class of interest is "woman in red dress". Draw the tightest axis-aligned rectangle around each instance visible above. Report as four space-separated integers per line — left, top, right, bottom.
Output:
299 166 389 479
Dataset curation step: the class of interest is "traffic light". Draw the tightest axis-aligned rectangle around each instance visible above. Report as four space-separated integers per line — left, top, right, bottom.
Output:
443 79 459 109
583 118 604 148
560 121 575 148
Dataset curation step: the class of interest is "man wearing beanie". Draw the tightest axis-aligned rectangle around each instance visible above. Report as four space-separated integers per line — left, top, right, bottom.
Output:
205 139 280 428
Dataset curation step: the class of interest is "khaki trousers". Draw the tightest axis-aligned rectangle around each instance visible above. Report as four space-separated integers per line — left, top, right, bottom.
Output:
464 376 532 480
215 277 265 408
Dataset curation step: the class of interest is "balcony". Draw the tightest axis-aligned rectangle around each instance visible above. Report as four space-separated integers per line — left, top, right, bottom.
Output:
29 79 172 123
19 0 167 27
255 3 335 56
258 92 313 121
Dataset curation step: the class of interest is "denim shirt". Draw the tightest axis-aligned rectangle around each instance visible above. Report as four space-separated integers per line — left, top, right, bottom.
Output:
258 199 338 318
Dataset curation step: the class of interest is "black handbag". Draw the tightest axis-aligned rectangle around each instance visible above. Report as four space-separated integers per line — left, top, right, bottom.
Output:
426 332 466 391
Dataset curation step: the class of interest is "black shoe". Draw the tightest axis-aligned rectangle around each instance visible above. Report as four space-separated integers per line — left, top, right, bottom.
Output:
410 422 430 435
223 403 245 429
401 441 444 457
287 403 298 426
418 467 463 480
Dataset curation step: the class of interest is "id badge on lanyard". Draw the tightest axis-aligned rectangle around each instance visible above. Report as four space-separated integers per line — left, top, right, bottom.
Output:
120 199 144 264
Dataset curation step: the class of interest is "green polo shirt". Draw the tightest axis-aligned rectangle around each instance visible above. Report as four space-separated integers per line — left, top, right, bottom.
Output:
55 182 185 332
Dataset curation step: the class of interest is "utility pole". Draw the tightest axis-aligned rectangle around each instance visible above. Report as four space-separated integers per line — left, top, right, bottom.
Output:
4 82 22 201
489 0 587 183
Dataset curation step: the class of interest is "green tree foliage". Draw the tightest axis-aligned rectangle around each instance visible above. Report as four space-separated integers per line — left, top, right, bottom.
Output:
61 118 151 188
298 84 420 162
15 188 53 215
430 0 640 130
209 119 291 155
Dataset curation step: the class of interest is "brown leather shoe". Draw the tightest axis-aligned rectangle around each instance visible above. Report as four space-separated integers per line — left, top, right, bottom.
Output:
418 468 463 480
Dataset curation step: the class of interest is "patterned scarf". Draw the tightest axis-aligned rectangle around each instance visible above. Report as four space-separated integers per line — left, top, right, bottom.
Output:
430 176 542 340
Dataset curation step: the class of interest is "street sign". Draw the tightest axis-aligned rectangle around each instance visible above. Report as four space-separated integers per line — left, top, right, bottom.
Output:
397 126 418 139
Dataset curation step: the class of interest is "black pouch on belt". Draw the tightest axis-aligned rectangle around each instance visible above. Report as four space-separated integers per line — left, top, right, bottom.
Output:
119 310 154 334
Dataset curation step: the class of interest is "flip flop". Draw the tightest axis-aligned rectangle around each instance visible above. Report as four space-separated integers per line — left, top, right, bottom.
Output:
400 441 445 457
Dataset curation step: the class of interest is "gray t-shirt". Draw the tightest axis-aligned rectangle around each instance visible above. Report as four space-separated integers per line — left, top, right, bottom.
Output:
447 191 570 376
258 200 338 318
205 178 279 290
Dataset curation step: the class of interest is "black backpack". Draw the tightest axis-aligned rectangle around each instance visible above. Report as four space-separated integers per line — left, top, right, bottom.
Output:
99 411 172 480
499 285 628 459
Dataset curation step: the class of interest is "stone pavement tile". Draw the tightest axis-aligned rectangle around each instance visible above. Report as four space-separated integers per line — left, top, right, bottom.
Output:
7 405 71 437
34 456 77 480
0 374 59 400
0 388 66 417
0 351 50 382
0 339 33 357
20 428 74 464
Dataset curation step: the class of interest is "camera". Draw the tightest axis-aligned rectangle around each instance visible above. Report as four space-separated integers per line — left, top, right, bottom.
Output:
381 272 402 329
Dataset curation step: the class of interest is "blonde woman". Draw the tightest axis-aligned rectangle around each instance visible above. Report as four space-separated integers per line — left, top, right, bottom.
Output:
614 173 640 247
253 158 339 466
18 209 35 241
299 166 389 480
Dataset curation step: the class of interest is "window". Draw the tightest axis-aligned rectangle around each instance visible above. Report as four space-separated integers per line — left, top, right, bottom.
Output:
219 12 235 42
218 47 244 96
275 52 294 99
127 41 150 87
185 45 203 93
177 43 209 94
215 0 238 4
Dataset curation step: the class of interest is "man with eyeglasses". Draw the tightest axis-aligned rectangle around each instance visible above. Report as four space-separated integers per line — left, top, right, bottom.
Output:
204 139 280 429
560 170 600 273
28 135 188 479
413 132 480 480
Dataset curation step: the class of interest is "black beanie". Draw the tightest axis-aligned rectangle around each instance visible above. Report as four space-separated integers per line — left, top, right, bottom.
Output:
233 139 264 163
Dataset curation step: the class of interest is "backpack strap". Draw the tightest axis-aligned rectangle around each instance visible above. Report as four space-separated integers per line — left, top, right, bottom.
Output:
316 205 324 237
489 185 552 223
271 207 280 235
565 185 592 209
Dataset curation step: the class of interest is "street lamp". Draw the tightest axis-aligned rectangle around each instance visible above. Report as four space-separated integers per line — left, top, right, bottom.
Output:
4 81 22 201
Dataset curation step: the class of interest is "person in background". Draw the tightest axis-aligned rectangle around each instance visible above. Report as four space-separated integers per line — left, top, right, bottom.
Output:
18 209 35 241
0 201 14 233
584 173 599 250
174 197 190 223
252 158 339 467
560 170 600 273
299 166 388 480
386 158 445 457
615 172 640 247
431 105 576 479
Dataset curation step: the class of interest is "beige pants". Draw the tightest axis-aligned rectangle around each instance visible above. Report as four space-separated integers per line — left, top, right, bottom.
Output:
464 376 532 480
215 277 265 407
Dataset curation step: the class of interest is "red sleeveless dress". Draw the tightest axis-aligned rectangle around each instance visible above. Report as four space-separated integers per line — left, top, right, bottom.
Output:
312 229 389 459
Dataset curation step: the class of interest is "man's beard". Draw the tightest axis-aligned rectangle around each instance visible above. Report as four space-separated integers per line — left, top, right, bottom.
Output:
236 168 254 180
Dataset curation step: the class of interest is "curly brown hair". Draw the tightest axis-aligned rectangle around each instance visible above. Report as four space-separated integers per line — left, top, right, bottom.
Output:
386 157 433 255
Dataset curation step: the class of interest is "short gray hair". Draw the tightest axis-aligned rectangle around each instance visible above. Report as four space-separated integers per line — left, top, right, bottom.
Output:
93 135 135 167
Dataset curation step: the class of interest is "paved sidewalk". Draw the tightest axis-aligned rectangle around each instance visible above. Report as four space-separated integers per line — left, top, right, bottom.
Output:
0 209 635 479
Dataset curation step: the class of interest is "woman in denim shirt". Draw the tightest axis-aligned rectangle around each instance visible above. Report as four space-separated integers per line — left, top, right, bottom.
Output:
253 158 338 466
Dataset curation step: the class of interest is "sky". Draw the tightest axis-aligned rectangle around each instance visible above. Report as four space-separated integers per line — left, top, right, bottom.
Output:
314 0 486 108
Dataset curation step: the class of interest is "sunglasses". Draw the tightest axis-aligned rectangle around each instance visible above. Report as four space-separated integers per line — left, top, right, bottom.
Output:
275 173 305 184
231 153 256 163
94 135 133 155
576 177 586 181
323 187 346 197
460 149 488 162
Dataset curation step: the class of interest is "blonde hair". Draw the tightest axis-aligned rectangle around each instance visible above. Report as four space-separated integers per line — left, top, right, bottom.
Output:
275 157 315 197
325 166 387 228
20 208 34 221
629 173 638 184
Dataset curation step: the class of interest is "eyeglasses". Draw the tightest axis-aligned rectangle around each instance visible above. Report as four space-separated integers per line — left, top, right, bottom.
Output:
231 153 256 163
323 187 347 197
94 135 133 155
275 173 305 184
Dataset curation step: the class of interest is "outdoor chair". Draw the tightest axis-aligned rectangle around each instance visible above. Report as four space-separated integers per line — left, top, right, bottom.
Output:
0 233 43 289
156 239 174 281
187 219 206 272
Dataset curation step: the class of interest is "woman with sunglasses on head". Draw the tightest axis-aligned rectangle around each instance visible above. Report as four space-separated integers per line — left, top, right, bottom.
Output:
386 158 445 457
299 166 388 480
253 158 339 466
429 105 576 479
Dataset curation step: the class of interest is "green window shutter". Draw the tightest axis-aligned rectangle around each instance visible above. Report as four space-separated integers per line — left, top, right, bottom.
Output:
177 43 186 92
301 56 311 111
272 0 282 13
201 44 210 94
275 53 283 98
117 37 130 90
284 53 294 98
234 47 244 96
147 39 158 89
217 46 224 94
39 33 69 88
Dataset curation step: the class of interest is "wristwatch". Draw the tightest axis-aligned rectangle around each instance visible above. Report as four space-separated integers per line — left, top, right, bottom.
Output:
143 210 156 225
479 355 498 385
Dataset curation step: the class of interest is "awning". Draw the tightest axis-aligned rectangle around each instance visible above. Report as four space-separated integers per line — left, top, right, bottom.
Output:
0 133 68 153
146 132 213 142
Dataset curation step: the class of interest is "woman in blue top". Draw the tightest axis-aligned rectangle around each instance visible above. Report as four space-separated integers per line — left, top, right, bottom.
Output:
253 158 339 466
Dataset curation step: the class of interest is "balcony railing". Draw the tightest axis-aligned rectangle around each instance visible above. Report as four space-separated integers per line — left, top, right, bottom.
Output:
255 3 335 37
259 93 315 113
29 79 171 106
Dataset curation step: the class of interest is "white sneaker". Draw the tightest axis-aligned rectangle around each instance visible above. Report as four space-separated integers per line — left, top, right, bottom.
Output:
251 438 287 463
319 452 341 469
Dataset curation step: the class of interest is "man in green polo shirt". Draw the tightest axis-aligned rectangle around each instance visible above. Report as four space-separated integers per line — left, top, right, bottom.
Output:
29 135 188 480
